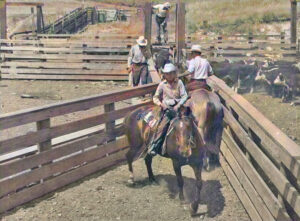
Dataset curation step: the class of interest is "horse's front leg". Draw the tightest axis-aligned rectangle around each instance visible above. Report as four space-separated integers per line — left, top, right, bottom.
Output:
190 164 203 216
145 154 156 183
172 160 184 202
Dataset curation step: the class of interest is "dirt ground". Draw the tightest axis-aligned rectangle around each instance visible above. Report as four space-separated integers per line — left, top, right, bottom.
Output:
243 93 300 146
1 156 249 221
0 79 250 221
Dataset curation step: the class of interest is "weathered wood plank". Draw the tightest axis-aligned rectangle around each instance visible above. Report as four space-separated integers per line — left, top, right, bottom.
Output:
208 76 300 180
0 68 128 75
222 101 300 215
0 84 156 130
0 46 130 53
2 53 128 61
222 127 290 220
0 146 129 213
0 101 151 156
0 137 128 198
1 74 128 81
0 126 124 179
220 153 263 221
0 62 126 70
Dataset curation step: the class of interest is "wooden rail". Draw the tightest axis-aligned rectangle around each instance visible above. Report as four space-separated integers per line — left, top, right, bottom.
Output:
0 39 131 81
0 84 156 213
208 76 300 220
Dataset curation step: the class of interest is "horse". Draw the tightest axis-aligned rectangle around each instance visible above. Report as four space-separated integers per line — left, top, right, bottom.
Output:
186 88 224 171
124 105 206 216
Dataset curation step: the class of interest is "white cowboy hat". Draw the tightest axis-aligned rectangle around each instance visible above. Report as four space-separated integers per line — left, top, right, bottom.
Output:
191 45 202 53
162 63 177 73
164 2 171 8
136 36 148 46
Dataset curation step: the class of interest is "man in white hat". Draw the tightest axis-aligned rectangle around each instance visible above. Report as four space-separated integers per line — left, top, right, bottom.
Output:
184 44 213 91
128 36 152 86
149 63 188 156
152 2 171 44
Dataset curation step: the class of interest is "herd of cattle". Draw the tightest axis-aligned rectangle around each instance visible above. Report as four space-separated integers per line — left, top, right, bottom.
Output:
153 47 300 103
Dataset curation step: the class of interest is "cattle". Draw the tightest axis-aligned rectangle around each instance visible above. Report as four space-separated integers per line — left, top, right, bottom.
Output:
152 46 175 74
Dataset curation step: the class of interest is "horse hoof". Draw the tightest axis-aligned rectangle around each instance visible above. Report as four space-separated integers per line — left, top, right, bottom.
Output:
127 178 134 185
190 202 198 217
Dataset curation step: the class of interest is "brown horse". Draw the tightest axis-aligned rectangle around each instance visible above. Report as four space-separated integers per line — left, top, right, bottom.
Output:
124 105 206 216
187 88 224 170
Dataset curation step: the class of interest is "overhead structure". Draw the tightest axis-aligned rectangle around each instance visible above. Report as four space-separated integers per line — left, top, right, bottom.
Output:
0 1 45 39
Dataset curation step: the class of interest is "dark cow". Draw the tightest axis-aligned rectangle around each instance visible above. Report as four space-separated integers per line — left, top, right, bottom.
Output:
153 46 175 73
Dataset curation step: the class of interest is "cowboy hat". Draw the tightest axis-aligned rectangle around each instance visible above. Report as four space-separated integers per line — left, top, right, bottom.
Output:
191 44 201 53
162 63 177 73
164 2 171 8
136 36 148 46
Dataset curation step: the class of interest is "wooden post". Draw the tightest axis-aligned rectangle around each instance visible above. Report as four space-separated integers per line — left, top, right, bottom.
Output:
176 1 185 65
31 7 35 35
144 2 152 46
0 0 6 39
37 119 51 152
290 0 297 45
36 6 42 33
280 31 285 49
104 103 115 141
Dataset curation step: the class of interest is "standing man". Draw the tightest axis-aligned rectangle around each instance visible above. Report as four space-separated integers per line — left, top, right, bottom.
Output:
152 2 171 44
128 36 152 87
184 45 213 91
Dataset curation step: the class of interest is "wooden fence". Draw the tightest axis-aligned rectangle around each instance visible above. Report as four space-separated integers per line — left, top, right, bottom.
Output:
0 76 299 219
0 39 133 81
208 76 300 220
0 84 156 213
187 34 299 62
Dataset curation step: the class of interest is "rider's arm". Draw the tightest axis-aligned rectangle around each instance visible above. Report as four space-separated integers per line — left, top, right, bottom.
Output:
177 80 189 106
207 62 213 76
127 46 134 68
182 59 194 77
153 83 163 107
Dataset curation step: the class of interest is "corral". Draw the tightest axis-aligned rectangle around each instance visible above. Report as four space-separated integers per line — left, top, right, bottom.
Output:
0 1 300 220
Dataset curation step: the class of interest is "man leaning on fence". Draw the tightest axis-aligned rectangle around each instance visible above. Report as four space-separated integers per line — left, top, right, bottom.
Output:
127 36 152 87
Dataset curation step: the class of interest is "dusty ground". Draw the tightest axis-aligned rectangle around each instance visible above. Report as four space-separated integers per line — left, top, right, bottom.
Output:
243 93 300 146
1 156 249 221
0 79 250 221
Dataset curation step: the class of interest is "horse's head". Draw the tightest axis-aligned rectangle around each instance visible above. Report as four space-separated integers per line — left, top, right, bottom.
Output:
171 110 196 157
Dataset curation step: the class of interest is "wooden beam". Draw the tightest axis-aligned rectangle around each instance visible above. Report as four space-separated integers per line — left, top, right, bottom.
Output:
0 0 6 39
176 1 185 65
290 0 297 44
6 2 44 7
36 6 42 33
144 2 152 46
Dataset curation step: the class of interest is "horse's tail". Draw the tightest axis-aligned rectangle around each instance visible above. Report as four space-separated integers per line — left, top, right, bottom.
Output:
205 101 217 127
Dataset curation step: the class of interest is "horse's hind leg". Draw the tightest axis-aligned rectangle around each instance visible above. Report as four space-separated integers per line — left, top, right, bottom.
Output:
145 154 156 182
190 164 203 216
126 147 139 184
172 160 184 202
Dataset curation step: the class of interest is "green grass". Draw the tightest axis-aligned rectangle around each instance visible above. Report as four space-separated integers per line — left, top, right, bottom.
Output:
89 0 291 34
186 0 290 34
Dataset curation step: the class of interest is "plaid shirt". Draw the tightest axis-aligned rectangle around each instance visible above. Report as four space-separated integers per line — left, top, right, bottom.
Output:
153 79 188 107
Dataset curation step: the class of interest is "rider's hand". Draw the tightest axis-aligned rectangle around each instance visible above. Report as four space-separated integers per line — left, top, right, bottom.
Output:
160 103 168 110
127 67 132 73
174 104 181 112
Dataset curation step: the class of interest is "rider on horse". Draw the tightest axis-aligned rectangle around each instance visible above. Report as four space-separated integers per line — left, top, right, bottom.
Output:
184 45 214 91
148 63 189 156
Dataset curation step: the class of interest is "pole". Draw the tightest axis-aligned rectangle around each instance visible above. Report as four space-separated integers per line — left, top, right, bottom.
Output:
0 0 7 39
290 0 297 44
144 2 152 46
176 0 185 65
